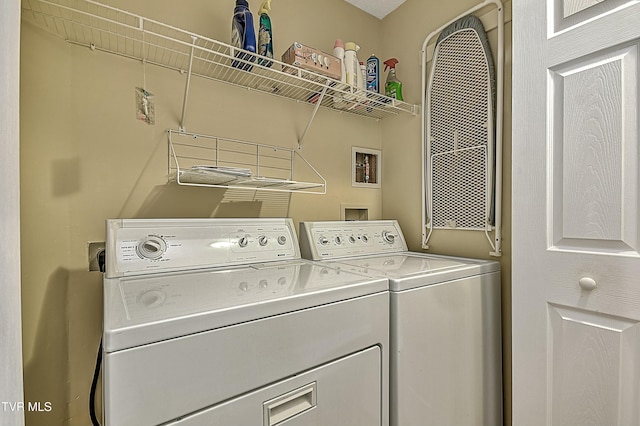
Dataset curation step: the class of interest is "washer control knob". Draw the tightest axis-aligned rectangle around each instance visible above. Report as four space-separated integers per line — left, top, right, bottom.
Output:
136 236 167 260
349 236 356 244
319 236 330 246
238 235 250 248
382 231 396 244
335 236 343 245
258 235 268 246
361 235 369 243
277 235 287 245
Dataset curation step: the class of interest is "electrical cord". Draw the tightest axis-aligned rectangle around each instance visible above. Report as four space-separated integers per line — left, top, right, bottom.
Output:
91 250 106 425
89 337 102 426
89 339 102 426
97 249 106 273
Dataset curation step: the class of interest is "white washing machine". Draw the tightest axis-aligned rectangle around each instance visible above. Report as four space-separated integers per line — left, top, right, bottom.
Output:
299 220 502 426
102 218 389 426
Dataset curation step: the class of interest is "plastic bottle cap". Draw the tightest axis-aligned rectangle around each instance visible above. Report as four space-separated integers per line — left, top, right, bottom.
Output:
345 42 357 51
334 39 344 49
259 0 271 15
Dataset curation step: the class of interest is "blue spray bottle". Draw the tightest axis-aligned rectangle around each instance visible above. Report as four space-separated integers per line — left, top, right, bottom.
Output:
231 0 257 71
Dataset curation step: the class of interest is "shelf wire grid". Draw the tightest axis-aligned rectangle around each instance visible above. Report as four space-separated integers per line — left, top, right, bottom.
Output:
22 0 418 120
168 130 326 194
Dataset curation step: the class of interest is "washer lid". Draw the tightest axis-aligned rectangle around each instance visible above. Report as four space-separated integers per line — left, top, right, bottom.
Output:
325 253 500 291
103 260 387 352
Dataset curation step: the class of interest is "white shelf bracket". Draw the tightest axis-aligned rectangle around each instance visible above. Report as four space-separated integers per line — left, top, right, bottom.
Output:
297 80 330 150
179 35 198 133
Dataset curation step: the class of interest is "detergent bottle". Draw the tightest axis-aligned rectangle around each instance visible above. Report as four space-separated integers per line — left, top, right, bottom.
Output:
383 58 403 101
343 42 361 88
231 0 257 71
257 0 273 67
332 39 347 109
333 40 346 81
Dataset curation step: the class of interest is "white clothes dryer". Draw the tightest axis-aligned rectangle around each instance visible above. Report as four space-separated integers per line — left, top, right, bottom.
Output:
299 220 502 426
102 218 389 426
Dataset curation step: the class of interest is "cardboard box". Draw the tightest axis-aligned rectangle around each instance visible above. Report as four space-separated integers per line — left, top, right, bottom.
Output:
281 42 342 81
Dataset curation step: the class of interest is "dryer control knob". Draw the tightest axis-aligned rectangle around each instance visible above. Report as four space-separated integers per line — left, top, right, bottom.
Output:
136 236 167 260
382 231 396 244
258 236 269 246
277 235 287 245
238 235 250 248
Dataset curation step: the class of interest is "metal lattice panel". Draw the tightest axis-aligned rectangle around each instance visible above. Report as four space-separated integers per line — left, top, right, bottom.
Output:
431 146 487 230
428 24 493 230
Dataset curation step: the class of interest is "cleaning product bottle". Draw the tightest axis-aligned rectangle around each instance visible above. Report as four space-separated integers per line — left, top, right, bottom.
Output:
366 54 380 93
333 39 348 84
231 0 257 71
257 0 273 67
358 61 366 91
383 58 403 101
343 42 360 88
332 39 347 109
343 42 361 102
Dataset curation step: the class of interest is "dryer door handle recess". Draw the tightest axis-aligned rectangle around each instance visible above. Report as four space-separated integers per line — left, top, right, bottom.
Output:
263 382 317 426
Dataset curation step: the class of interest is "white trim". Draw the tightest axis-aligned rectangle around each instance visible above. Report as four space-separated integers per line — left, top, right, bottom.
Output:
0 0 25 424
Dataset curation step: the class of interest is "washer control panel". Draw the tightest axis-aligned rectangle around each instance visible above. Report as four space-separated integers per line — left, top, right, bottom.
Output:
106 218 299 277
299 220 408 260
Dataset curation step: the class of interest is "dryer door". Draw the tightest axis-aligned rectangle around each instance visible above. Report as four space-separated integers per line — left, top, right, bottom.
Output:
171 346 382 425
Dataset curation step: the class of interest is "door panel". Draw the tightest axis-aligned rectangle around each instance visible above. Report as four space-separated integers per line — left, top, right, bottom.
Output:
549 305 640 425
554 0 635 32
513 0 640 425
549 43 639 254
172 346 382 426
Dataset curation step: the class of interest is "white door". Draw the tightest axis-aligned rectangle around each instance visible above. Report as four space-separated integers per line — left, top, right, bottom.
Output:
1 1 25 426
512 0 640 425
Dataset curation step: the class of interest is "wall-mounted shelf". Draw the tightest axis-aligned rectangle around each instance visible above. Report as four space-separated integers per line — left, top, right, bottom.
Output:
22 0 419 131
168 130 326 194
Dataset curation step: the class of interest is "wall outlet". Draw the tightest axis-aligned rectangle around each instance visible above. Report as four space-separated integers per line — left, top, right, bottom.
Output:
88 242 106 272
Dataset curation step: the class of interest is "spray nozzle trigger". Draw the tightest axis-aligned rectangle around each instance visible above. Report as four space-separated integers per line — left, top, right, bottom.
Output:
383 58 399 71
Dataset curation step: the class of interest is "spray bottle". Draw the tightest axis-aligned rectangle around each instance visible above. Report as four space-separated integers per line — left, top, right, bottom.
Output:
383 58 403 101
257 0 273 67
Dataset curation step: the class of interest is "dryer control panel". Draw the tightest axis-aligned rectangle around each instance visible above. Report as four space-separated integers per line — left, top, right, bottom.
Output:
106 218 299 277
299 220 408 260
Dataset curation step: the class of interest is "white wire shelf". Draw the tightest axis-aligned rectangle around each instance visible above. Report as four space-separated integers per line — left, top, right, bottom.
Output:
168 130 326 194
22 0 419 124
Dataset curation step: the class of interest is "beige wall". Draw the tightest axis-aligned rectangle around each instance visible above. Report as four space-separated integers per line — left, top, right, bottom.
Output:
20 0 511 425
381 1 512 424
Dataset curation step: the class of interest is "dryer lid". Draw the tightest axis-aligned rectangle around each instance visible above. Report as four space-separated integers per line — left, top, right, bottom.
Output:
103 260 387 352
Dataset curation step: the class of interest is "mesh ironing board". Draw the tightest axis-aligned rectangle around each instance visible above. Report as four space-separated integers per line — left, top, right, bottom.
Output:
426 15 496 231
